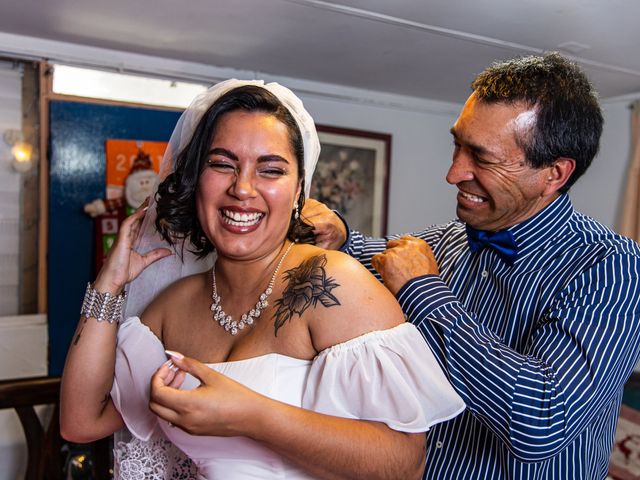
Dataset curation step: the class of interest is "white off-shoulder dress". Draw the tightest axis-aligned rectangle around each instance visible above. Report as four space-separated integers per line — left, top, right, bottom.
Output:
111 317 465 479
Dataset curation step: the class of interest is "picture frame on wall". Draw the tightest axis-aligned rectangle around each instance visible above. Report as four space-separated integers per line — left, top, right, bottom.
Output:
310 125 391 237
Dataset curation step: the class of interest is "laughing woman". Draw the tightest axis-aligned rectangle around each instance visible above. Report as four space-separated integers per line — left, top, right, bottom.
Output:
60 79 464 480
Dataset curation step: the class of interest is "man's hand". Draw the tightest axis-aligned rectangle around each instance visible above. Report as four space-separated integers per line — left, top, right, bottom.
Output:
372 236 439 295
302 199 347 250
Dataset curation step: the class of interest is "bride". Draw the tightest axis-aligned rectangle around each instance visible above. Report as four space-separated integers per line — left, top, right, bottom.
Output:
60 79 464 479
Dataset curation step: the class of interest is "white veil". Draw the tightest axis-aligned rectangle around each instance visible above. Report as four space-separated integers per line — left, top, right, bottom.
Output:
123 79 321 318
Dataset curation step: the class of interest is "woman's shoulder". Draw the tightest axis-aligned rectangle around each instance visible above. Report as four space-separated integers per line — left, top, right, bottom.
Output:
140 270 209 333
289 244 405 352
288 244 381 295
292 244 369 275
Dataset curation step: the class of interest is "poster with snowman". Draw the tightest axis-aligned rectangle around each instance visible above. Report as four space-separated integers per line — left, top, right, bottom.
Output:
84 139 166 272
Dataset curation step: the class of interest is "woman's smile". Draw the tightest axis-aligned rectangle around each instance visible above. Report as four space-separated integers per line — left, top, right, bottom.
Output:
219 207 265 232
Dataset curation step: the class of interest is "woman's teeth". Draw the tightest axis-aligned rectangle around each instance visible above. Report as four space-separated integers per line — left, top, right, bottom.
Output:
221 209 264 227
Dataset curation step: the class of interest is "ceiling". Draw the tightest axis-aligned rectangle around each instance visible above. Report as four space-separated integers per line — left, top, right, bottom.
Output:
0 0 639 103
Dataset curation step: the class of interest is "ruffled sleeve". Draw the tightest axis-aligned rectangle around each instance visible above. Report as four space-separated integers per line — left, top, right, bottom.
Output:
110 316 166 441
302 323 465 432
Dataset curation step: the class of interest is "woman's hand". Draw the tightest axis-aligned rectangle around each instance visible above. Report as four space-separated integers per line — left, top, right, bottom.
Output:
94 200 172 294
149 353 264 437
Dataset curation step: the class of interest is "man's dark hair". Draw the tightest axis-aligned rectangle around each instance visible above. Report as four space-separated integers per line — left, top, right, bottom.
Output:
155 85 314 258
471 52 603 192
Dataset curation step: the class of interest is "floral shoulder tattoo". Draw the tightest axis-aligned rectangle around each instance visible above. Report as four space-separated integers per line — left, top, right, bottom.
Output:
272 254 341 336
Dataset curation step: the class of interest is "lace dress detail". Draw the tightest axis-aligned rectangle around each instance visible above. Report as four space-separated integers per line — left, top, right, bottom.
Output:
113 430 197 480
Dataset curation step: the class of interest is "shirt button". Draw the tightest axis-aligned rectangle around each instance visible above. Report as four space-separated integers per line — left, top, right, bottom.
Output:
481 270 488 278
435 441 443 449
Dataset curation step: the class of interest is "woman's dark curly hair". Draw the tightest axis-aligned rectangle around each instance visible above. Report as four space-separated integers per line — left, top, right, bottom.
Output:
155 85 315 257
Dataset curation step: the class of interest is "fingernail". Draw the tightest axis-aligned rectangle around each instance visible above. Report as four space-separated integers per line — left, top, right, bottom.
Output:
143 206 149 211
163 359 174 367
169 364 179 372
165 350 184 360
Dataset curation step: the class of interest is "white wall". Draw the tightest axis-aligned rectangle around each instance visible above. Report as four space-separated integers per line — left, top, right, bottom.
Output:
301 94 460 233
571 97 636 231
0 65 22 315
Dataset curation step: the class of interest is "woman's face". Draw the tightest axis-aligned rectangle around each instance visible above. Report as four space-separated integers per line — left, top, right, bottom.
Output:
196 110 301 261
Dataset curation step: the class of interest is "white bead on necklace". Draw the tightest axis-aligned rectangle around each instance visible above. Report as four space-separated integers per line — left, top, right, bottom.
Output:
211 241 296 335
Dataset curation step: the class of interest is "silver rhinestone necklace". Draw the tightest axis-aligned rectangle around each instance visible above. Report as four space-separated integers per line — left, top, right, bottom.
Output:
211 241 295 335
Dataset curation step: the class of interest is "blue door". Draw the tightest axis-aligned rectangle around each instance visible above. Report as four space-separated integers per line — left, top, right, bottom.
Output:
48 101 181 375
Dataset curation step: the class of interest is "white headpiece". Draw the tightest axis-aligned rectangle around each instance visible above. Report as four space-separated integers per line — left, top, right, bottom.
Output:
124 79 320 317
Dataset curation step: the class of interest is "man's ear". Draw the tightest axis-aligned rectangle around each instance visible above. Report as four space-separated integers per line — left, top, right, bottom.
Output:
543 157 576 195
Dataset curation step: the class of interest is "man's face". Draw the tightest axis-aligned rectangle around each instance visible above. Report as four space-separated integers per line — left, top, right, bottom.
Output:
447 92 556 231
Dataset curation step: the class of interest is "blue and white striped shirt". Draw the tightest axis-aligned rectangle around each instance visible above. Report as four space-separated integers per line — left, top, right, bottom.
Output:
346 194 640 479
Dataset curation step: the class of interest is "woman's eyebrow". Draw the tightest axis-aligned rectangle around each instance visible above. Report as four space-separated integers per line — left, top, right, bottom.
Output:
208 148 290 165
208 147 238 160
258 155 290 164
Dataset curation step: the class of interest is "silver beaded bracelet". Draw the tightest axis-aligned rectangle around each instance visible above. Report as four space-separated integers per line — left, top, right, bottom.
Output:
80 282 126 324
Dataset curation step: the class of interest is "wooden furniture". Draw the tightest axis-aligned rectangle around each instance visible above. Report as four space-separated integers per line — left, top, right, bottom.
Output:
0 375 110 480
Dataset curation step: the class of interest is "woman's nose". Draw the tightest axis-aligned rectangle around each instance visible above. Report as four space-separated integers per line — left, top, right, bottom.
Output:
229 170 257 199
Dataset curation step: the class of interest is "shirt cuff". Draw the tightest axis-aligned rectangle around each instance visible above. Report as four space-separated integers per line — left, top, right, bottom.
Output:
333 209 353 253
396 275 463 330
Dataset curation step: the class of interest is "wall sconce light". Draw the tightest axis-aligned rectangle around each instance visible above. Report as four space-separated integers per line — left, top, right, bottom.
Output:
3 129 33 173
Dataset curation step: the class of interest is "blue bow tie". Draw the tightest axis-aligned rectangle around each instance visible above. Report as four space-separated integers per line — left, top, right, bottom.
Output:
466 225 518 265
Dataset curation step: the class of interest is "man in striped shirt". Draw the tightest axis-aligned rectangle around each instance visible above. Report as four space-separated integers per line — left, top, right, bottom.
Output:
306 53 640 479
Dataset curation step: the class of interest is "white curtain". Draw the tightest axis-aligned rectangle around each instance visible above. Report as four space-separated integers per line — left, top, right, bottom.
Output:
618 100 640 241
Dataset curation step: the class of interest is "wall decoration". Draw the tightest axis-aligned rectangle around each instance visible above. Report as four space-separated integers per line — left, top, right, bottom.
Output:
84 139 166 271
311 126 391 236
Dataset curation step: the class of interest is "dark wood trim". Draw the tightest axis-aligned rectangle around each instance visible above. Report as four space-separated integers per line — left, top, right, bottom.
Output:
47 91 184 112
0 375 109 480
37 61 50 314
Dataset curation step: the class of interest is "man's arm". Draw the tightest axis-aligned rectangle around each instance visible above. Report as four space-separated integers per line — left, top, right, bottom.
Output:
395 252 640 462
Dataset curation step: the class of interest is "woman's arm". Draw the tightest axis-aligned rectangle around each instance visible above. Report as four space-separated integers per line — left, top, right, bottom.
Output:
59 300 123 443
60 206 171 442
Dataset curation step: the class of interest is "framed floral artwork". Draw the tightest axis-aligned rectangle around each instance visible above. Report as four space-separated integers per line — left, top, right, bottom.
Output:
310 125 391 236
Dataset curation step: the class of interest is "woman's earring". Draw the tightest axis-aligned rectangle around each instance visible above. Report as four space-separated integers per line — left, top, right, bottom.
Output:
293 201 300 220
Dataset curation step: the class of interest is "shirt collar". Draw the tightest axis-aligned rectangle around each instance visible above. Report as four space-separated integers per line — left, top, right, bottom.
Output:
507 194 574 260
